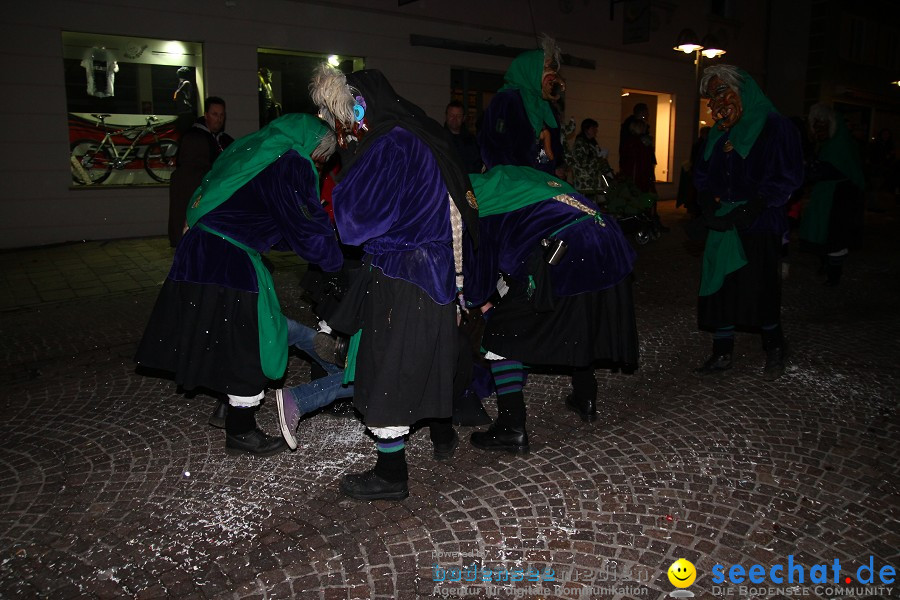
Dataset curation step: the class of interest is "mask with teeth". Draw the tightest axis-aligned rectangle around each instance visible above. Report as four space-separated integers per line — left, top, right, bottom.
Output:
705 76 743 131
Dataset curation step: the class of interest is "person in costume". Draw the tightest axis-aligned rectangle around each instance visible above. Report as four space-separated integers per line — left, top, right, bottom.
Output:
308 65 480 500
135 113 343 456
479 35 566 176
692 64 803 380
798 103 865 286
462 165 639 452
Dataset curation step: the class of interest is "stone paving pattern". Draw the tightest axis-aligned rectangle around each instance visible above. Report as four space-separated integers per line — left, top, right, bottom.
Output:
0 201 898 599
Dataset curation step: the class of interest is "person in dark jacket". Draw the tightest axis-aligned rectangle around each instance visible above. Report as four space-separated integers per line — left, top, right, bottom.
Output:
167 96 234 248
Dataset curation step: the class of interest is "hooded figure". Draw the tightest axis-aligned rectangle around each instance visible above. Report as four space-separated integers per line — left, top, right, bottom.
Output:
798 103 865 286
461 165 639 451
692 65 803 380
306 65 478 500
135 113 342 457
479 35 565 175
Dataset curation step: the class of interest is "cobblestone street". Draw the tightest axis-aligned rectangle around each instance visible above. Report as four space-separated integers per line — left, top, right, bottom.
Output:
1 200 898 599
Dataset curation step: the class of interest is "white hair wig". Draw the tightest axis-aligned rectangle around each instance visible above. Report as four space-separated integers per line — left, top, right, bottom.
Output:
699 64 744 97
808 102 837 138
539 33 562 71
309 64 357 131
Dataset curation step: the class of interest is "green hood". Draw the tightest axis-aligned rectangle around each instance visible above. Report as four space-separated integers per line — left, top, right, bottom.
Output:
499 49 558 142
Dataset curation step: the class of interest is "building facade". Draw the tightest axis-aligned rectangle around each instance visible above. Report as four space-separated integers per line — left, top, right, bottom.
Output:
2 0 785 248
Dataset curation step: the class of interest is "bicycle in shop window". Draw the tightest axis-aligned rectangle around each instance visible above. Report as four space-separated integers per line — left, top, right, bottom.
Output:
70 114 179 185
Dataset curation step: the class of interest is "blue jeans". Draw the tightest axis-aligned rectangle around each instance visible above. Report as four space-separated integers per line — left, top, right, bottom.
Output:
285 318 354 414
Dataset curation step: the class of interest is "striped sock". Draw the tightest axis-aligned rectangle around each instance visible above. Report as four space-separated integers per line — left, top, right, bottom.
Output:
375 437 405 453
374 437 407 482
490 359 524 396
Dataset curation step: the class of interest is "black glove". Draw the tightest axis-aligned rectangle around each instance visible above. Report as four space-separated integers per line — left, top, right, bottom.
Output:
731 196 766 229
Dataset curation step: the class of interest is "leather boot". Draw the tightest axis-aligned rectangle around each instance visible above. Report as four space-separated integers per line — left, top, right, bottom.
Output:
452 389 492 426
567 367 597 422
224 405 286 456
470 422 530 454
694 337 733 375
566 394 597 422
430 421 459 461
340 444 409 500
208 400 228 429
471 390 529 453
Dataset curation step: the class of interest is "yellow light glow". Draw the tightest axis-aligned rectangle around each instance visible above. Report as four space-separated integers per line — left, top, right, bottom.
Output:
163 41 187 56
675 44 702 54
702 48 726 58
621 92 630 97
327 55 340 67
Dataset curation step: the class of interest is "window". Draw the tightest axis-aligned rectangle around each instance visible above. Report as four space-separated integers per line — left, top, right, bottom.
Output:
257 49 364 128
63 32 201 187
450 68 504 136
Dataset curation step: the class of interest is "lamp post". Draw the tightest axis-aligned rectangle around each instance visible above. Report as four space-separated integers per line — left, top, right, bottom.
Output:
674 29 726 137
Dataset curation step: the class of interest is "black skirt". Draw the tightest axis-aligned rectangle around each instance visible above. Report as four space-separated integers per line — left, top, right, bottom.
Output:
338 267 457 427
481 275 639 369
698 232 782 331
134 279 268 397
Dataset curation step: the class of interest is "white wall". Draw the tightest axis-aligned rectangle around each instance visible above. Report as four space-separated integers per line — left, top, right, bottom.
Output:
0 0 769 248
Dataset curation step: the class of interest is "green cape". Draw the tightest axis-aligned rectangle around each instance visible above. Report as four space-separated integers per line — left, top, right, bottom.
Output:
798 113 865 245
499 49 558 142
185 113 329 381
469 165 577 216
187 113 327 226
704 69 776 160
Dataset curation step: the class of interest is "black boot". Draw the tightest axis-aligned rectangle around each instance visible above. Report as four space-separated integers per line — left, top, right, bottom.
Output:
566 367 597 422
824 261 843 287
313 332 349 367
340 443 409 500
470 392 529 453
208 399 228 429
429 419 459 460
224 405 286 456
452 389 492 426
694 337 733 375
762 327 788 380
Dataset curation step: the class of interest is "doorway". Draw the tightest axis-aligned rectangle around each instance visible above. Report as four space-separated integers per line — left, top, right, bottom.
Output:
620 89 674 184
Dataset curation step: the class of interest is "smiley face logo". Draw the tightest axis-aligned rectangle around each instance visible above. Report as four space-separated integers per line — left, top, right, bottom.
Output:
667 559 696 588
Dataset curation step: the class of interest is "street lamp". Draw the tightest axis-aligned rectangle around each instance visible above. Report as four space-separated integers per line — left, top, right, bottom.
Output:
673 28 726 136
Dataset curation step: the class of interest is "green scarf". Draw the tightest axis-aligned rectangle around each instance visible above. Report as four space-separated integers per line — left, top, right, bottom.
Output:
499 49 558 143
469 165 576 216
704 69 776 160
187 113 327 226
798 113 865 245
186 113 328 381
699 202 748 296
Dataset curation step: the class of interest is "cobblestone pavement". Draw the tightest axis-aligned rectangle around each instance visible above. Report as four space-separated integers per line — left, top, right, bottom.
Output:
1 201 898 600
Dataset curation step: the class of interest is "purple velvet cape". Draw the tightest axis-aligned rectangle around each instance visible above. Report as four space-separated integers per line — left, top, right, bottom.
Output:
463 194 637 307
478 89 563 175
332 128 456 305
694 112 804 235
168 150 342 291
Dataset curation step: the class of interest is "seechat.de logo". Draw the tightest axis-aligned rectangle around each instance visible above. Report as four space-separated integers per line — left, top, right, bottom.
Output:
668 559 697 598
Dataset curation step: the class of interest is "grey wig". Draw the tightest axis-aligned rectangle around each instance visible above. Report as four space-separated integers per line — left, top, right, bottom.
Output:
539 33 562 71
309 64 357 131
699 64 744 97
808 102 837 138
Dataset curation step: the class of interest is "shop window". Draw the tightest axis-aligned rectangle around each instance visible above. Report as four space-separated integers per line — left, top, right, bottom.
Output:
450 68 504 135
257 49 364 128
63 31 201 187
620 89 674 184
